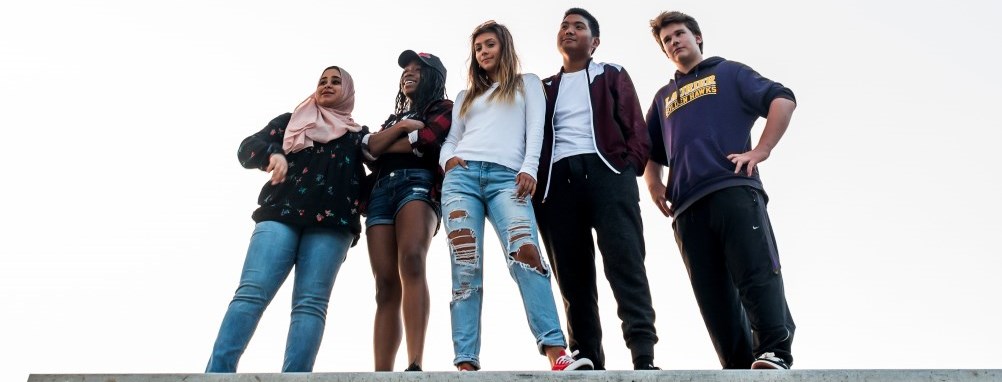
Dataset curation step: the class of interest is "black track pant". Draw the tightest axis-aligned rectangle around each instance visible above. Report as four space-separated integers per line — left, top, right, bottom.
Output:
536 154 658 370
674 186 795 368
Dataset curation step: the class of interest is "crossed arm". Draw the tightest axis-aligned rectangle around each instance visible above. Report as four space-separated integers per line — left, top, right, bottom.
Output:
366 119 426 157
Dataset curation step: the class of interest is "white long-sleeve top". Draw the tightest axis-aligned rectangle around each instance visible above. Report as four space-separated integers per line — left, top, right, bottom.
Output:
439 73 545 180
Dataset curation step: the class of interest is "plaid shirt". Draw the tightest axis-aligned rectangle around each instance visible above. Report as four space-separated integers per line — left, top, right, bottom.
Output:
360 99 453 211
412 99 454 156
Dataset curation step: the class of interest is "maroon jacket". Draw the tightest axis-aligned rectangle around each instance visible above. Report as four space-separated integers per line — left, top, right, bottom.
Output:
535 60 651 203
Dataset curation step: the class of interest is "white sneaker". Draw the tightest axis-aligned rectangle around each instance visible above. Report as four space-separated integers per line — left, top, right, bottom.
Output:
751 352 789 369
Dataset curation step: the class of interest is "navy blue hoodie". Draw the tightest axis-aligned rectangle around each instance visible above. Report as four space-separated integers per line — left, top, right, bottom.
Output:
646 56 795 217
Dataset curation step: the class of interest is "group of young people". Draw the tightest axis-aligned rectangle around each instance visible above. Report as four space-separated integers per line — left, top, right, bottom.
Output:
204 8 798 374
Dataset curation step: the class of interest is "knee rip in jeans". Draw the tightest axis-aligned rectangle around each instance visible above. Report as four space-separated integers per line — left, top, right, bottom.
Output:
448 226 477 266
505 220 544 274
448 223 480 301
509 242 547 276
452 285 479 302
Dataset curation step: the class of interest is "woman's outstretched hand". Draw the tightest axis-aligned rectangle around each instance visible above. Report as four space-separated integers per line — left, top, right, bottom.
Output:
266 153 288 185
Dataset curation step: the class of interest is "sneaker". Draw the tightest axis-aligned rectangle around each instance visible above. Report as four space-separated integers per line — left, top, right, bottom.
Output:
404 362 422 372
552 349 594 371
635 363 661 370
751 352 789 369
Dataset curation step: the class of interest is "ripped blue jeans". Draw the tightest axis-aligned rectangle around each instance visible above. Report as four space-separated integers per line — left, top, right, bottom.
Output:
441 161 566 369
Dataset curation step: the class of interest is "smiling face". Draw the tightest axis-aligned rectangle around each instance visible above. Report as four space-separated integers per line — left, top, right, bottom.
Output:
473 31 501 79
558 14 599 57
400 60 422 99
315 67 343 108
659 22 703 69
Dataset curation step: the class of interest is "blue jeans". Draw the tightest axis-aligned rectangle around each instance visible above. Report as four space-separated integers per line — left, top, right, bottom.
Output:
441 161 566 369
206 221 352 372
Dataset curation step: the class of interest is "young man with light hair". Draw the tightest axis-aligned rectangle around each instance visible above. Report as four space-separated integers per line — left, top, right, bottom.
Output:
644 11 798 370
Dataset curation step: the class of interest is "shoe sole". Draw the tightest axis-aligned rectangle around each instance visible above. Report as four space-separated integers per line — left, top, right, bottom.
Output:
751 360 788 369
561 359 595 371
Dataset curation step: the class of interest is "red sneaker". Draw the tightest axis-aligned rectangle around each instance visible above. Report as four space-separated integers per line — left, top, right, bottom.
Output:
552 350 594 371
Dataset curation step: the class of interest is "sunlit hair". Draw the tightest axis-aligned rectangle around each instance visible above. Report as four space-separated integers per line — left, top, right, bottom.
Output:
394 60 448 116
459 20 524 118
649 11 703 54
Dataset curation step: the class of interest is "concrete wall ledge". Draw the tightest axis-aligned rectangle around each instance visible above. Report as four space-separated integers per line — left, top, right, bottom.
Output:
27 369 1002 382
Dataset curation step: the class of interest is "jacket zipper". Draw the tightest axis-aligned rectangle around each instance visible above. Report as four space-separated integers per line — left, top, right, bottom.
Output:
543 60 621 203
585 60 619 176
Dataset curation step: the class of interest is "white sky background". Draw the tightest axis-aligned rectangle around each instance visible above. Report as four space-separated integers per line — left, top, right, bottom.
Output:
2 0 1001 380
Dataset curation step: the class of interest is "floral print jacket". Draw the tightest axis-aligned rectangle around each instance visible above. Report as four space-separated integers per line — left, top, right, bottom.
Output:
238 112 368 245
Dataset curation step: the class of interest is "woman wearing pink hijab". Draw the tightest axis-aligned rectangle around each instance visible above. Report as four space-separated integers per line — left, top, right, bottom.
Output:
206 65 368 373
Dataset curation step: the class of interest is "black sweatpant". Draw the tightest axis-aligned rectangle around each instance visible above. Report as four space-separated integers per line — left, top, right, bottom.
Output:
673 186 795 369
535 154 658 370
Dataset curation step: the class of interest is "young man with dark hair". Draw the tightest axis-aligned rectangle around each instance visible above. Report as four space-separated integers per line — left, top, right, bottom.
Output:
644 11 797 370
533 7 658 371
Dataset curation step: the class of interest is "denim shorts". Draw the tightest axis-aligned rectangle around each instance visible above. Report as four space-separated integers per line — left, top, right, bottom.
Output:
365 168 441 228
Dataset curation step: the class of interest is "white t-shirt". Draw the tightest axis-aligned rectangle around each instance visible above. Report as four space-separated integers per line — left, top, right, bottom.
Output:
552 69 596 162
439 73 545 179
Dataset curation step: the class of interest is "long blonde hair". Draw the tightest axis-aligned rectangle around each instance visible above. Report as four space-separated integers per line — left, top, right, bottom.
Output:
459 20 524 118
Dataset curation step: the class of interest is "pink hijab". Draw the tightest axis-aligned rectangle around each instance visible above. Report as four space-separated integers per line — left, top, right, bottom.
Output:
283 66 362 154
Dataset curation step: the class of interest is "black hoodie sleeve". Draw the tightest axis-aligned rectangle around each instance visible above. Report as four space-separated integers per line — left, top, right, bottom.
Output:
734 62 796 118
